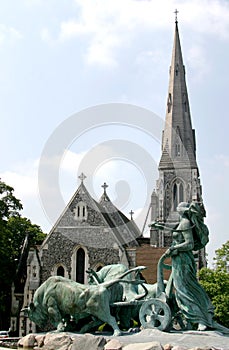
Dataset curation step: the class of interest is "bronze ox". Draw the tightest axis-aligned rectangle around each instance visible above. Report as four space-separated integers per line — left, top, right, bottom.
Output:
22 274 142 336
88 263 160 301
87 264 167 329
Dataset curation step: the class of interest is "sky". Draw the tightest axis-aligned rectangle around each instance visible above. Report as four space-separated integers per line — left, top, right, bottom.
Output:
1 0 229 267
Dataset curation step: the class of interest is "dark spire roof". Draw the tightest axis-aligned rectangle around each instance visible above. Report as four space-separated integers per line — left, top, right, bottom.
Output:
99 186 141 246
159 21 198 170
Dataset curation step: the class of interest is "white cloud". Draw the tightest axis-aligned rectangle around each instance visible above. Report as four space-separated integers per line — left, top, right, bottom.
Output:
41 27 52 43
59 20 89 39
0 160 46 228
1 170 37 197
60 149 85 173
0 160 38 199
0 24 22 45
85 35 119 67
136 50 165 66
186 45 210 82
56 0 172 66
182 0 229 39
0 151 86 230
39 0 229 67
215 154 229 167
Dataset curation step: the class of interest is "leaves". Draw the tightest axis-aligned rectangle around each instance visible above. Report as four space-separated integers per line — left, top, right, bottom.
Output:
213 240 229 272
0 179 46 329
0 179 22 220
198 242 229 327
7 216 45 259
213 294 229 326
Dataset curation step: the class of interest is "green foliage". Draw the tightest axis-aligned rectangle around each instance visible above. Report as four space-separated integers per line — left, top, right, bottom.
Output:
0 223 15 289
0 180 23 290
0 180 22 220
0 179 46 329
7 216 46 260
213 240 229 272
198 242 229 328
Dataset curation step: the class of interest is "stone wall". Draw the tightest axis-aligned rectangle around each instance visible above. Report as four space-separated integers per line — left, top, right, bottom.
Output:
40 232 75 282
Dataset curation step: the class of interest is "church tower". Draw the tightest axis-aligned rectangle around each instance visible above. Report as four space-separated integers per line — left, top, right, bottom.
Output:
151 17 202 247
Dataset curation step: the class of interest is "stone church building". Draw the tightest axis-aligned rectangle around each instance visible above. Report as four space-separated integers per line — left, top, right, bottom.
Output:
15 178 145 335
13 19 206 336
36 176 142 285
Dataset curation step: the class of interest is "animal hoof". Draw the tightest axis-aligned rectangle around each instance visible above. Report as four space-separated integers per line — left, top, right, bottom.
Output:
128 327 140 333
113 330 122 336
197 323 207 331
56 324 66 332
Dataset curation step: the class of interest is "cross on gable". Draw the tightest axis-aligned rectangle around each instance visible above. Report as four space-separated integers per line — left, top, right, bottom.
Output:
101 182 108 194
78 172 87 183
129 210 134 220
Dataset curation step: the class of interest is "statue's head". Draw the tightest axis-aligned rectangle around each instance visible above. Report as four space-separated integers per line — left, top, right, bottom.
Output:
177 202 189 215
21 302 47 328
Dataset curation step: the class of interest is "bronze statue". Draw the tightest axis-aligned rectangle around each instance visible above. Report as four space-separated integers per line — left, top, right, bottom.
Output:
22 202 229 335
150 201 229 333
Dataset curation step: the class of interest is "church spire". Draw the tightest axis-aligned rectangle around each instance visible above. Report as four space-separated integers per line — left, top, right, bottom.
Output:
150 15 203 250
159 19 197 169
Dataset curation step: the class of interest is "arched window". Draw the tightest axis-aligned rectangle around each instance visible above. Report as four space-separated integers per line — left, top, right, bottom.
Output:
179 183 184 203
164 184 171 219
175 143 181 156
76 248 85 284
173 183 178 210
173 181 184 211
183 93 188 112
175 127 182 157
167 93 172 113
187 184 191 202
175 63 179 76
73 202 88 221
57 266 65 277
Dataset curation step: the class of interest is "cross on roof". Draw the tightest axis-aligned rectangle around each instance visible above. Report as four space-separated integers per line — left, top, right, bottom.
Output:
78 172 87 183
174 9 179 23
101 182 108 194
129 210 134 220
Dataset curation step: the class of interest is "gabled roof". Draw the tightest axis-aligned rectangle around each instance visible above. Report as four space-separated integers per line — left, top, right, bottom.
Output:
40 180 140 249
99 190 141 247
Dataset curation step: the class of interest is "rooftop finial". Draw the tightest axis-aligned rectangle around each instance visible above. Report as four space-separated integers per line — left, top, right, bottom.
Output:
101 182 108 194
174 9 179 23
78 172 87 183
129 210 134 220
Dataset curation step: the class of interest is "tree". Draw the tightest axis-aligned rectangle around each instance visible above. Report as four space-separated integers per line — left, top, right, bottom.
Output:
198 240 229 328
0 180 23 327
213 240 229 272
7 216 45 260
0 180 22 220
6 216 46 291
0 179 46 329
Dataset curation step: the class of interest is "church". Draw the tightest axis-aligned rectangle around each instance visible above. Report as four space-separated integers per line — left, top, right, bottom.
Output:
13 18 206 336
